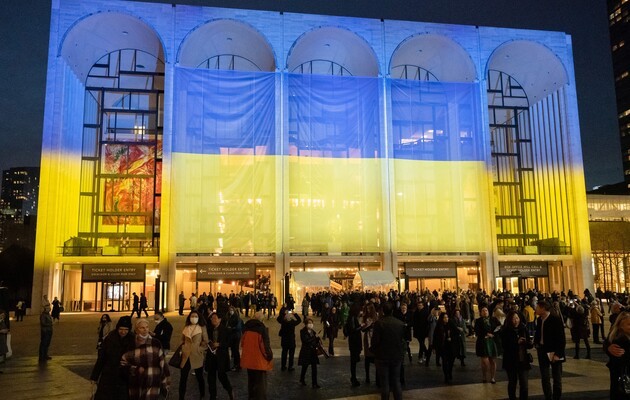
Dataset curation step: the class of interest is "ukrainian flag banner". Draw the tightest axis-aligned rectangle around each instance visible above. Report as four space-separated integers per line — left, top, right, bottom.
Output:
172 68 278 253
389 79 491 252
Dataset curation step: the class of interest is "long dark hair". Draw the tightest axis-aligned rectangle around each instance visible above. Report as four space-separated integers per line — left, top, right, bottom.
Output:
503 310 521 328
185 310 207 327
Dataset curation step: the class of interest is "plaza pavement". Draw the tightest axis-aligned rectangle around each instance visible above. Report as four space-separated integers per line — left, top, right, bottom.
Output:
0 311 611 399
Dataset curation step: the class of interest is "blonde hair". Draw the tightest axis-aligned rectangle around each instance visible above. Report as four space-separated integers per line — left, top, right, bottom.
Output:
608 311 630 342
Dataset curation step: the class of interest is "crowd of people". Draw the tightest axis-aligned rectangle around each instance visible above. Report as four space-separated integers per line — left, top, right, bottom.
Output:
1 285 628 399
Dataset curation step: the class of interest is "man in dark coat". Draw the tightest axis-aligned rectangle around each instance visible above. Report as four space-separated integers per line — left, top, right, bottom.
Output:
206 312 235 400
130 293 140 318
139 293 149 317
277 309 302 371
370 301 405 400
90 316 135 400
178 292 185 316
534 300 566 400
151 312 173 355
345 303 363 387
412 301 429 363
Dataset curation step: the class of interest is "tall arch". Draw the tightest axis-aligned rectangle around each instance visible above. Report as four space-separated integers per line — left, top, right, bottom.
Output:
287 27 379 77
60 11 165 82
486 40 572 260
62 12 166 255
178 19 276 72
390 34 477 82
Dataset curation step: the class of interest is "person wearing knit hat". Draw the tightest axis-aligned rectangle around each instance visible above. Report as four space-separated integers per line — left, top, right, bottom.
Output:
90 315 136 400
117 316 133 330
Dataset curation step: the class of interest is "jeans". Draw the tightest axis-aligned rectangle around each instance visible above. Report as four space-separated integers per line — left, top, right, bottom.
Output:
537 350 562 400
376 359 402 400
506 368 529 400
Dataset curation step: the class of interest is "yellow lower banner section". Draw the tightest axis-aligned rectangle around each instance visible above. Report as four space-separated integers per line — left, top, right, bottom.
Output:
170 154 490 254
171 153 278 253
288 156 385 252
392 159 491 252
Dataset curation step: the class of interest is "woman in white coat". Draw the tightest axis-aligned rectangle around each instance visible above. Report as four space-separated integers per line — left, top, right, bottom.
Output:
178 310 209 399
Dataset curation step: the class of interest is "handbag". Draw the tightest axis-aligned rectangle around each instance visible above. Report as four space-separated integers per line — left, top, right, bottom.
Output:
168 344 183 369
619 366 630 395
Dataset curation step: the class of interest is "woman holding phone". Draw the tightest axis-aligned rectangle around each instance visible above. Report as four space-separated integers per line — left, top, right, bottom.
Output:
500 310 533 400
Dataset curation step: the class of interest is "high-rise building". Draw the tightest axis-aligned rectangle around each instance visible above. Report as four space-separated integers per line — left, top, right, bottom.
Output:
1 167 39 223
609 0 630 183
33 0 594 313
0 167 39 252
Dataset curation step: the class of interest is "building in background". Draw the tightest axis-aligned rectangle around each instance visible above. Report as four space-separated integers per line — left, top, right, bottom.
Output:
32 0 593 313
588 194 630 292
608 0 630 185
0 167 39 252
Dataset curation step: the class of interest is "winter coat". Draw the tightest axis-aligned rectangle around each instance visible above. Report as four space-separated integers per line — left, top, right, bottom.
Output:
206 323 231 373
122 337 169 400
346 315 363 362
298 327 320 366
569 307 590 341
90 331 136 400
240 318 273 371
500 324 532 371
278 313 302 348
180 324 208 369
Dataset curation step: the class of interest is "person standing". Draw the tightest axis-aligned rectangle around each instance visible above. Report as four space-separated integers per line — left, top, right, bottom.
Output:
0 310 9 370
298 317 321 388
569 303 591 359
139 293 149 317
151 312 173 355
122 319 170 400
278 309 302 371
345 303 363 387
500 311 533 400
474 306 502 383
604 311 630 400
301 296 309 319
90 316 135 400
370 301 405 400
534 300 566 400
450 309 467 367
590 300 604 344
324 306 340 356
190 293 198 312
433 312 457 384
412 301 429 364
15 299 25 322
51 297 61 323
224 305 243 371
97 314 113 350
206 312 235 400
39 305 53 362
130 293 140 318
178 291 186 316
241 311 273 399
176 311 208 399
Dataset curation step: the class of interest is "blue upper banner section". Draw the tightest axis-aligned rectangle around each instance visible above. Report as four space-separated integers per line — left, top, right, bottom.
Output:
288 73 381 159
173 67 277 155
390 79 484 161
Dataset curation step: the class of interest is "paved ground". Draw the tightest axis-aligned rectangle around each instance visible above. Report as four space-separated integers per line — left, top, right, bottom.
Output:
0 311 612 399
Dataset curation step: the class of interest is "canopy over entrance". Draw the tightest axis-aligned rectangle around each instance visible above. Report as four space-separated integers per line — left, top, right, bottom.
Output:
292 271 331 288
353 271 396 291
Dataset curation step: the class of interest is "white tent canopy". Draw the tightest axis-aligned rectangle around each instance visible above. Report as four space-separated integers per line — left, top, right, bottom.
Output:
292 271 331 287
353 271 397 290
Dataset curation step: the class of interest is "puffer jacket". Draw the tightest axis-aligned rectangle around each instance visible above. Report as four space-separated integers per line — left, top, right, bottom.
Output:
240 318 273 371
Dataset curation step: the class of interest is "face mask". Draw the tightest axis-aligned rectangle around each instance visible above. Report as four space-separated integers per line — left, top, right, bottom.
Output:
307 323 314 330
190 317 199 324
